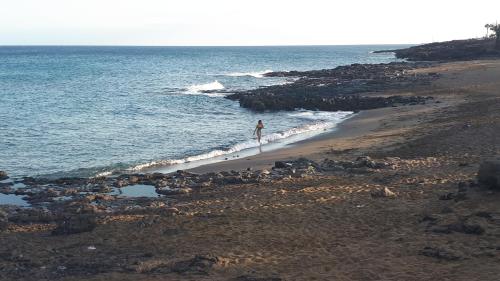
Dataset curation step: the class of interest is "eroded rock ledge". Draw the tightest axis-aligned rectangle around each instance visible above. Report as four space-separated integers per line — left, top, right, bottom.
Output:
225 62 437 112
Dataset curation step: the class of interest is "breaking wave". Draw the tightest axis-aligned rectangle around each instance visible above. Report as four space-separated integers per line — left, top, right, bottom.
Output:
126 110 353 172
226 70 273 78
187 81 225 93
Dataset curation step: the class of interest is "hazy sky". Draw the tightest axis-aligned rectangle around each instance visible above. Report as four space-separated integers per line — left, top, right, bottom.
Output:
1 0 499 46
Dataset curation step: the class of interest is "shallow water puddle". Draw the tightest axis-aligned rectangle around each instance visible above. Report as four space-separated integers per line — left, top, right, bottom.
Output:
112 184 159 198
0 193 30 207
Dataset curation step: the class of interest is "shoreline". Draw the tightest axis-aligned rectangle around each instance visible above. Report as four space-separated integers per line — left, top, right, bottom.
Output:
2 58 500 280
142 111 355 176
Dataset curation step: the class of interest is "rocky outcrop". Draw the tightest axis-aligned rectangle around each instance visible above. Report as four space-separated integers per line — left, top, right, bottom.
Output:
376 38 500 61
226 62 436 112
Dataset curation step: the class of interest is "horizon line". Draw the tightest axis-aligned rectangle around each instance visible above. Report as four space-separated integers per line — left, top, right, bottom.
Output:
0 43 419 48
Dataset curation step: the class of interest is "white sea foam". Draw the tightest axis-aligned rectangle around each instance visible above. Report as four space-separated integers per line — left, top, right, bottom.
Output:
288 110 353 121
187 80 225 93
126 110 353 172
227 70 273 78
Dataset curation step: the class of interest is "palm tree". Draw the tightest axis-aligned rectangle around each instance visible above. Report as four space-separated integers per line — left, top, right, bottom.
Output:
485 24 491 38
487 23 500 49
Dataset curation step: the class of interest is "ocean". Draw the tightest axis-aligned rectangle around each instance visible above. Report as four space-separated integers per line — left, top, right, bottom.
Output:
0 45 407 179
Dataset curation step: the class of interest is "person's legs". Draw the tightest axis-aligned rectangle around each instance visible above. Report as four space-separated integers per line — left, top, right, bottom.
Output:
257 130 262 143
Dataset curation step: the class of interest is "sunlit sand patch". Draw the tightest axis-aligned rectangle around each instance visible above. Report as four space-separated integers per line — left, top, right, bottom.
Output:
7 223 55 233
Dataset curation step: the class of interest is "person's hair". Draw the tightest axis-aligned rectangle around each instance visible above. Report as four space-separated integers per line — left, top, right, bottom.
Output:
258 120 262 123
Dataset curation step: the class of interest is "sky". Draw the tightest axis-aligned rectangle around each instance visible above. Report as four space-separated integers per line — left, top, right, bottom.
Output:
1 0 499 46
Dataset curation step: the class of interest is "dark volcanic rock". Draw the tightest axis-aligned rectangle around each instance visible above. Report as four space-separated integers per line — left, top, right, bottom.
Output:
420 246 461 261
371 187 396 198
8 208 58 223
52 214 97 235
171 255 219 275
274 161 292 169
381 38 500 61
156 187 192 196
477 160 500 189
432 221 485 235
227 62 435 112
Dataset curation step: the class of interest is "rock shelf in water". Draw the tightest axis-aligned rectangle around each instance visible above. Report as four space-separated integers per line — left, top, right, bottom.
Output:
225 62 437 112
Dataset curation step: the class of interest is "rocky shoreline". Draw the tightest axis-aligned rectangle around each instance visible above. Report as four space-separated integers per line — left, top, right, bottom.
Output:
0 156 396 232
225 62 437 112
375 38 500 61
2 54 500 280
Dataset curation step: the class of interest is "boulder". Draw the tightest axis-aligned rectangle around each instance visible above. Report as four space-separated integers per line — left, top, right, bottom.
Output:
420 246 461 261
0 171 8 181
52 214 97 235
477 160 500 189
156 187 192 196
432 221 485 235
129 175 140 184
371 187 396 198
274 161 291 169
92 184 113 193
171 255 219 275
114 179 128 188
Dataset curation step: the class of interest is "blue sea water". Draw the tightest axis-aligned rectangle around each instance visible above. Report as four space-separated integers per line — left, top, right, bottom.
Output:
0 45 406 179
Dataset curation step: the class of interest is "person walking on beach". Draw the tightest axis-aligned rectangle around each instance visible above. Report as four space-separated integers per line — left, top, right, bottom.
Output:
253 120 264 143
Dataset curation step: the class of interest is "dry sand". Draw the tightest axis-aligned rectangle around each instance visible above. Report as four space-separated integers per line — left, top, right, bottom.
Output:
2 60 500 281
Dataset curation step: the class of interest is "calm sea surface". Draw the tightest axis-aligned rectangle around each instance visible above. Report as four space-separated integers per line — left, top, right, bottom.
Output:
0 45 407 178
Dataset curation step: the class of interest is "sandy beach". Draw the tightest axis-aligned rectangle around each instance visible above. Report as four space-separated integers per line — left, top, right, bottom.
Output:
2 59 500 280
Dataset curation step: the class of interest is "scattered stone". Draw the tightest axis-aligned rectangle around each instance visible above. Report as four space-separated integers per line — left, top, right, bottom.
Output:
92 184 112 193
420 246 461 261
439 193 456 200
52 214 97 235
160 207 180 216
274 161 291 169
156 187 192 196
321 156 392 172
477 160 500 189
0 171 8 181
371 187 396 198
114 179 128 188
171 255 219 275
432 221 485 235
129 175 140 184
475 211 493 220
